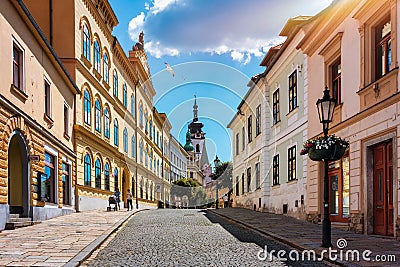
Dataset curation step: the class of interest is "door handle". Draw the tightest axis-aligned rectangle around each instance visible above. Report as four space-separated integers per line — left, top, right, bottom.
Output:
376 205 383 209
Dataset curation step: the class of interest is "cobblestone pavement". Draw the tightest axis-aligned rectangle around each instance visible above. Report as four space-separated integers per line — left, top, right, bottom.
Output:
0 209 142 267
212 208 400 267
83 209 331 267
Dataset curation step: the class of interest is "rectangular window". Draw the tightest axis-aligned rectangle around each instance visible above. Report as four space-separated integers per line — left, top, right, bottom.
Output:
43 152 56 203
247 115 252 143
13 42 24 91
44 79 51 118
331 60 341 106
255 105 261 136
64 104 69 137
241 173 245 195
247 167 251 192
273 155 279 185
255 163 260 189
62 162 70 205
288 146 296 181
288 70 297 112
242 127 245 150
235 133 239 155
273 89 280 124
235 176 239 196
376 19 391 79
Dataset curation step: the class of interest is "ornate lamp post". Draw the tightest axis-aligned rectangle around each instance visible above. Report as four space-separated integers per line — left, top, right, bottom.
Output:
213 155 221 209
316 87 336 248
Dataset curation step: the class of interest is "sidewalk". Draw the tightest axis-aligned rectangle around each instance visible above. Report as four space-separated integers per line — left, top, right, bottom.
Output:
0 208 144 267
210 208 400 266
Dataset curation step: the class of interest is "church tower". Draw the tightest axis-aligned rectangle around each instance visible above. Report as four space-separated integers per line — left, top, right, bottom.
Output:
188 95 208 166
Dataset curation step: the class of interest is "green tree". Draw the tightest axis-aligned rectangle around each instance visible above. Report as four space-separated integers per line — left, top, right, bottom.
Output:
212 161 233 189
171 178 208 208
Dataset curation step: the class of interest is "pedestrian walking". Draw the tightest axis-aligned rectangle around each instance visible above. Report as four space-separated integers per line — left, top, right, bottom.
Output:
223 194 229 208
127 189 133 211
114 187 121 210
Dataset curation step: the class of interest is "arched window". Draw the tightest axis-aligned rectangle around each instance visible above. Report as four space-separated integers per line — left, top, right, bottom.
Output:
94 40 100 73
131 95 135 117
153 157 156 172
157 159 160 176
114 119 119 146
145 147 149 166
95 158 101 189
131 135 136 158
140 141 143 162
196 144 200 152
113 70 118 97
82 24 90 60
104 108 110 138
95 99 101 132
149 119 153 138
145 113 148 133
123 128 128 153
84 153 91 186
114 168 118 190
123 84 127 108
153 126 155 142
103 53 109 84
150 151 153 170
139 104 143 126
104 163 110 191
84 89 91 125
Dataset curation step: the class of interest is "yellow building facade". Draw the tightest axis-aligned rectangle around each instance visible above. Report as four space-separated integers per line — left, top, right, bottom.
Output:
24 0 170 210
0 0 79 230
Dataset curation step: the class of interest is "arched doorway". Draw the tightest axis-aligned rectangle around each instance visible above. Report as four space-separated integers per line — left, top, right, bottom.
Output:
8 131 29 217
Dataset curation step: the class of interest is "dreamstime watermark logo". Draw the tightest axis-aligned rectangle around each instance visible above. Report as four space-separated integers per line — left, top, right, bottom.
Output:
257 238 396 263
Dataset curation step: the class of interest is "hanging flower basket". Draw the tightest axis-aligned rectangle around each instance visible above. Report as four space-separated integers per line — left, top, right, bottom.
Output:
300 135 349 162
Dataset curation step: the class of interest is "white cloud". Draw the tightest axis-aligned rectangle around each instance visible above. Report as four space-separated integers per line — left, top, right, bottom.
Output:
128 12 145 40
149 0 179 15
126 0 331 65
145 41 180 58
230 51 244 62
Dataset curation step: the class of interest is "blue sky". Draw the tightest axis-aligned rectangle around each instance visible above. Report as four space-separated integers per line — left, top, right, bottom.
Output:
109 0 332 163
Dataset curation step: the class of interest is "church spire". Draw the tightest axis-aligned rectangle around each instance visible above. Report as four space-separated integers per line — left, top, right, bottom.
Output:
193 94 198 122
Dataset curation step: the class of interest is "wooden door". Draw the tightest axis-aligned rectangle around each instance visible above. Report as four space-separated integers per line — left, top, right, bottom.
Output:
373 142 393 236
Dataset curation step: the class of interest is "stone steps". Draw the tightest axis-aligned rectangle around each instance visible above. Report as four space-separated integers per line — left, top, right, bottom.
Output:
5 214 41 230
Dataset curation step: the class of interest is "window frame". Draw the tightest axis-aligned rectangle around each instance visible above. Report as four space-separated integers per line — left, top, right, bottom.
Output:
84 89 91 125
12 40 25 92
84 153 91 187
114 119 119 146
375 18 392 80
104 108 110 138
288 146 297 181
103 53 109 84
95 158 101 189
44 78 52 118
255 105 261 136
273 89 280 124
288 70 298 113
247 115 252 143
273 154 280 185
95 99 101 133
113 70 118 97
123 128 128 153
93 40 101 73
82 24 91 61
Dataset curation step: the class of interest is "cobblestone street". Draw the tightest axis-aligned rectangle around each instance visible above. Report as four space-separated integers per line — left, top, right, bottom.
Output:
83 209 331 267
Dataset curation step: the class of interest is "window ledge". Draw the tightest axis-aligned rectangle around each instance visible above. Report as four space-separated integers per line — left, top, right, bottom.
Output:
287 179 298 185
81 55 92 69
64 132 70 141
286 106 299 118
272 184 280 188
10 84 28 102
44 114 54 126
93 69 102 80
102 80 110 90
272 120 281 128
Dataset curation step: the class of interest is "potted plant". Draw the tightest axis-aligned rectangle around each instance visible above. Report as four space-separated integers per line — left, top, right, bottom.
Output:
300 134 349 161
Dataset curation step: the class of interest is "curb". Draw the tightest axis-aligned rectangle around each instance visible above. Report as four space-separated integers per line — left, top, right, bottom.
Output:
207 209 361 267
64 209 148 267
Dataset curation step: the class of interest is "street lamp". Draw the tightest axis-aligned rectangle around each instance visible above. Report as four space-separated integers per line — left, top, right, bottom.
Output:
213 155 221 209
316 87 336 248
